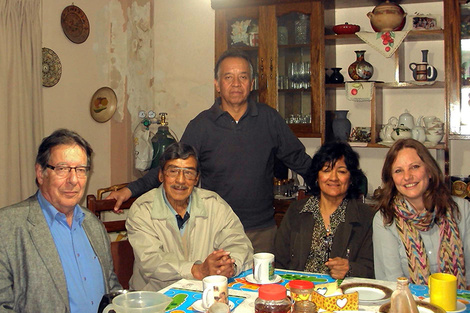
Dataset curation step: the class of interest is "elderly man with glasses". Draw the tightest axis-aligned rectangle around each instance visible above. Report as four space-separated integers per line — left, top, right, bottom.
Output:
0 129 121 313
126 142 253 291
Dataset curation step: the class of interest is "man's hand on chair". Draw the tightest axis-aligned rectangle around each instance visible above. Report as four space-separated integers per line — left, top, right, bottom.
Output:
105 187 132 213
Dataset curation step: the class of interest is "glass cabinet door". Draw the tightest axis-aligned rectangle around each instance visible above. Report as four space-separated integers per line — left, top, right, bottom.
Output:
456 2 470 137
218 8 260 101
277 12 312 126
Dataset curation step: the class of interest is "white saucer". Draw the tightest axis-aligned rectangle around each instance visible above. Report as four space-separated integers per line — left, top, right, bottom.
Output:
245 274 282 284
422 298 467 312
191 300 234 312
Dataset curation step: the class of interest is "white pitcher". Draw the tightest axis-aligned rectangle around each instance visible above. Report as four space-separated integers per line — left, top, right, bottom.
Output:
380 117 398 143
412 116 426 143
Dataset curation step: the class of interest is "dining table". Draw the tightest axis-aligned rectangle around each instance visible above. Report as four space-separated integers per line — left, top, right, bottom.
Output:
160 268 470 313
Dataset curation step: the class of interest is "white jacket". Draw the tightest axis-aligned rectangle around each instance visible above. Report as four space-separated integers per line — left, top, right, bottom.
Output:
126 186 253 291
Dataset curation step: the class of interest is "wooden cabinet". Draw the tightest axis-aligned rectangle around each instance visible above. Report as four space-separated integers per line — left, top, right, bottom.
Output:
212 0 465 176
214 1 323 137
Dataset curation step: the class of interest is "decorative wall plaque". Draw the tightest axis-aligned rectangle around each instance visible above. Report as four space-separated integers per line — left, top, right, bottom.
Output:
42 47 62 87
90 87 117 123
61 5 90 44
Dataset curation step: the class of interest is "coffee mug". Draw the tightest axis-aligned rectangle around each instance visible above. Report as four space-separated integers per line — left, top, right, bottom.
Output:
428 273 457 311
253 252 275 283
202 275 229 309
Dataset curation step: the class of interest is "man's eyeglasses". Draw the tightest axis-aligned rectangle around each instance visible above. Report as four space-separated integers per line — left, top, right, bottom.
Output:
164 167 198 180
46 164 90 178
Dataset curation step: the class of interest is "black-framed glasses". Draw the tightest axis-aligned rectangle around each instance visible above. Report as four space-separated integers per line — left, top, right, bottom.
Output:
46 164 90 178
164 167 198 180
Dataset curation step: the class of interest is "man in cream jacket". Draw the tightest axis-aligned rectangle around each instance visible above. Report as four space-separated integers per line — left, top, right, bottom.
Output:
126 142 253 291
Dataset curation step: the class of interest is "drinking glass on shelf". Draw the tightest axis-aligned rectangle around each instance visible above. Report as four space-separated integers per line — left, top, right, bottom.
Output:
303 62 311 88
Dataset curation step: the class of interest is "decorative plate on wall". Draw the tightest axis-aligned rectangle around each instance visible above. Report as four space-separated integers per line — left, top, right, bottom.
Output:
61 4 90 44
42 47 62 87
90 87 117 123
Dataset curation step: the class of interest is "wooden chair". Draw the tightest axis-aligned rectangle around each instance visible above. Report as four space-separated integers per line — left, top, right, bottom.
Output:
87 186 137 290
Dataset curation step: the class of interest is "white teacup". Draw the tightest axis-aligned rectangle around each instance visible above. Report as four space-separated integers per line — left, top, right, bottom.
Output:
253 252 275 283
202 275 229 309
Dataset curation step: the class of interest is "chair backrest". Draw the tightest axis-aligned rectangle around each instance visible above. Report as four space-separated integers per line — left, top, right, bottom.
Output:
87 194 137 290
87 194 136 232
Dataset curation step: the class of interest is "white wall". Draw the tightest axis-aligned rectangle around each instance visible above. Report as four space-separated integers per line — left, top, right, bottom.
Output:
42 0 113 203
151 0 215 139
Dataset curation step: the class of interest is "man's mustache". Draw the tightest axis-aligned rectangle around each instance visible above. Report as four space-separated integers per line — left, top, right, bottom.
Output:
171 184 189 190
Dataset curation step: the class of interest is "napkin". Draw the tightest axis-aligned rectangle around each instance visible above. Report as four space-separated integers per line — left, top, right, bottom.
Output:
345 81 374 101
356 31 410 58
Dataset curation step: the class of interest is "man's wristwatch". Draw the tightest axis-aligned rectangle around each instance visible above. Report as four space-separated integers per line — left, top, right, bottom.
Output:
233 262 238 274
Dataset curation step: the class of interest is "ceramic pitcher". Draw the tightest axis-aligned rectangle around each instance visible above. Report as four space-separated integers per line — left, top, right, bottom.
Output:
380 117 398 143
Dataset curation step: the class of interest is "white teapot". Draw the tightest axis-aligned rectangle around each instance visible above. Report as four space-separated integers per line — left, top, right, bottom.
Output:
380 117 398 143
391 124 413 141
412 116 426 143
398 110 415 130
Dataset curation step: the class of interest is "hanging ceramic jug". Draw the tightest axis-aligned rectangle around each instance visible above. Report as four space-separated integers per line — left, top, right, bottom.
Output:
412 116 426 143
348 50 374 81
330 68 344 83
332 110 351 141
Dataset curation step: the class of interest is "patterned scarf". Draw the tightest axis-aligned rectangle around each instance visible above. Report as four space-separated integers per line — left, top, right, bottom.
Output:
393 195 467 289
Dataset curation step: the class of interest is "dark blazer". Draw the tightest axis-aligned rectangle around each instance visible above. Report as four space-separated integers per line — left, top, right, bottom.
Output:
0 194 121 313
274 197 375 278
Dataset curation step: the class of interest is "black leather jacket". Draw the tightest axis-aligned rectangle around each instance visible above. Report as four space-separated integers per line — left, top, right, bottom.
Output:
274 196 375 278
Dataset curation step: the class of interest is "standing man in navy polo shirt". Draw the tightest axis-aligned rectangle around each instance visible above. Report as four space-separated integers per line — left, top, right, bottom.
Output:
108 49 312 253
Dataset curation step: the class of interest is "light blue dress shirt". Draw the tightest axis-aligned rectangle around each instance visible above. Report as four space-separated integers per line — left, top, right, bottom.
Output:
38 191 105 313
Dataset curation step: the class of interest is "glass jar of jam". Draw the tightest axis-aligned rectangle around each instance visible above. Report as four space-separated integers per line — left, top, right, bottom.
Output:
255 284 291 313
289 280 314 302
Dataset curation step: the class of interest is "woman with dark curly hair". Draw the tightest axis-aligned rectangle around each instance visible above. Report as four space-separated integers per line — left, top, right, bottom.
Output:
374 139 470 289
274 141 375 279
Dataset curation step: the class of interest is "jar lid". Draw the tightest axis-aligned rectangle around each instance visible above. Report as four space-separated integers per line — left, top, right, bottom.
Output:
258 284 287 300
289 280 314 290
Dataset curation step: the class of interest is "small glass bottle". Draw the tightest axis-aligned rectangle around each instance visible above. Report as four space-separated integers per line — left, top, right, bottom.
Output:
389 277 419 313
255 284 291 313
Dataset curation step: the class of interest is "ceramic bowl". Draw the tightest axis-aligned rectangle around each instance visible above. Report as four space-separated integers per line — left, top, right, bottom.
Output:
426 133 443 145
333 23 361 35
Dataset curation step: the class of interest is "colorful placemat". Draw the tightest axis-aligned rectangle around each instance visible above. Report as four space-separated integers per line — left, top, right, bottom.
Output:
164 288 245 313
410 283 470 311
228 269 336 292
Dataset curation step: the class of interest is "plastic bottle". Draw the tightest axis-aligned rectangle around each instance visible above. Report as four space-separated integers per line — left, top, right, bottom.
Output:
389 277 419 313
255 284 291 313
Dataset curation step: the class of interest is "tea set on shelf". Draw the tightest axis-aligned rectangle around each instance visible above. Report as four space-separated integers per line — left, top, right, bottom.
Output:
379 110 444 147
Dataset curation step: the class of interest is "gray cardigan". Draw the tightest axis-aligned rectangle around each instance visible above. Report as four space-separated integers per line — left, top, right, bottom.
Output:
274 197 375 278
0 194 121 313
